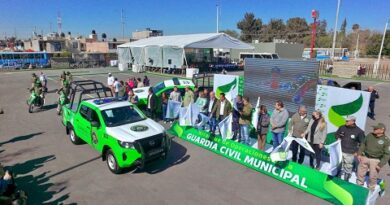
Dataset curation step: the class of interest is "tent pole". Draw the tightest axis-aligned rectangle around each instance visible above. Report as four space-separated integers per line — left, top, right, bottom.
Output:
161 47 163 74
183 49 188 67
183 49 188 76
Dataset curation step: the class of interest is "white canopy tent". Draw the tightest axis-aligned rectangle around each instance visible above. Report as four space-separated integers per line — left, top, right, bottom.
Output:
117 33 254 72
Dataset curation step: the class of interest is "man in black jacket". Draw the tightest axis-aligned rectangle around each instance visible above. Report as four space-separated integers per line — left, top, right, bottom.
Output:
366 86 379 120
335 116 365 181
207 91 218 135
146 87 157 120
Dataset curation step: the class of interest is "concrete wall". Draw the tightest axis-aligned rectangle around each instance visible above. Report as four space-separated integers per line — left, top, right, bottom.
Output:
275 43 304 59
86 42 109 53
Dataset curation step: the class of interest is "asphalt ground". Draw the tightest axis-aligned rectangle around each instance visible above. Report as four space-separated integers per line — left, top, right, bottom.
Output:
0 67 389 205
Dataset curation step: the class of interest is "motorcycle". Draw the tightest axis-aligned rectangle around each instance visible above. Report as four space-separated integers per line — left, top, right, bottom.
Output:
27 90 44 113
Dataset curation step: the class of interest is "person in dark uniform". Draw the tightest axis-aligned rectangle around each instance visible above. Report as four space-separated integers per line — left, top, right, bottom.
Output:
365 86 379 120
335 116 365 181
146 87 157 120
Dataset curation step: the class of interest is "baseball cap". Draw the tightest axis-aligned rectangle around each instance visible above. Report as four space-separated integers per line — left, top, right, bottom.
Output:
346 116 356 121
372 123 386 130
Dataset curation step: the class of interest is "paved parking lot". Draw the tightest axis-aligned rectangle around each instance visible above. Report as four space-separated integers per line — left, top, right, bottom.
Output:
0 67 389 204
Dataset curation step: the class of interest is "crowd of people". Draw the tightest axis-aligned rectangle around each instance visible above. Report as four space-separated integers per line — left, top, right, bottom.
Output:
103 73 389 190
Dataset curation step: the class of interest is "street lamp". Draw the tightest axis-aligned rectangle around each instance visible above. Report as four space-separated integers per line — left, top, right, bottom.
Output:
374 20 389 76
331 0 341 59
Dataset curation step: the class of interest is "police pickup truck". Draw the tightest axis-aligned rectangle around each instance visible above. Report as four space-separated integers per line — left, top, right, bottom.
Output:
61 80 170 174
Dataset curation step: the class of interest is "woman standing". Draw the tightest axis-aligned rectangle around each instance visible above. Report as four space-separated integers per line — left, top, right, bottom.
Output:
161 92 169 123
302 110 327 169
257 105 270 150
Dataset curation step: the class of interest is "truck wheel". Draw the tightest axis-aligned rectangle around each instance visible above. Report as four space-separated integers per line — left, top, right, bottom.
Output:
69 127 82 145
106 149 122 174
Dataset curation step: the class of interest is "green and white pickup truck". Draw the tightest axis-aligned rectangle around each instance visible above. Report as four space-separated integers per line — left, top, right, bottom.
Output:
133 77 195 106
62 80 170 174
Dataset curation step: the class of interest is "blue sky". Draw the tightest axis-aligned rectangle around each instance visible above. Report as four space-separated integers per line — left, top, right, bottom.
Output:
0 0 388 39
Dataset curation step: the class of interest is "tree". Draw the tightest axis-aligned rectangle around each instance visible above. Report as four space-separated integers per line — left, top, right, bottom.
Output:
286 17 309 43
237 12 262 42
68 31 72 36
352 24 360 32
366 31 390 56
92 30 96 35
340 18 347 36
113 38 117 42
221 29 239 39
317 20 328 36
261 18 286 42
60 32 65 38
102 33 107 41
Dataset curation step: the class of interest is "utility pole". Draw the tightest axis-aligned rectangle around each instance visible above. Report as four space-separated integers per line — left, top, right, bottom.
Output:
355 32 359 59
331 0 341 59
57 11 62 34
121 9 125 39
374 20 389 75
216 0 220 33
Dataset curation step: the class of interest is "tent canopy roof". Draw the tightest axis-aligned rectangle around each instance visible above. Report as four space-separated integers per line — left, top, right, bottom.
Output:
118 33 254 49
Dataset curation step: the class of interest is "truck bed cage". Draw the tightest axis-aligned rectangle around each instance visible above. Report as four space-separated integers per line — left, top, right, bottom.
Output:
68 80 113 111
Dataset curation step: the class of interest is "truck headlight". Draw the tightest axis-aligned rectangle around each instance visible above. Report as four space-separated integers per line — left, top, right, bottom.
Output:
118 140 134 149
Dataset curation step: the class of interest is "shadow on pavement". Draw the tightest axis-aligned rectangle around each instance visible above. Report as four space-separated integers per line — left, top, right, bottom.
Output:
0 132 43 146
5 155 73 205
0 146 39 163
43 104 58 111
7 155 100 204
135 139 190 175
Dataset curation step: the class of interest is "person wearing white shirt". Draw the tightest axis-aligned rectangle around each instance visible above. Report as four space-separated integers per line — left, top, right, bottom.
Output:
107 73 115 94
113 78 121 99
169 86 182 102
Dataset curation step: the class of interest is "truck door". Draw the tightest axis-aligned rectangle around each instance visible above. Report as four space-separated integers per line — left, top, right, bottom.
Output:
74 105 92 144
89 109 105 151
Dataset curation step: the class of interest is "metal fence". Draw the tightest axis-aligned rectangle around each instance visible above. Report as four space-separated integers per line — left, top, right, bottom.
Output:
319 61 390 80
354 63 390 80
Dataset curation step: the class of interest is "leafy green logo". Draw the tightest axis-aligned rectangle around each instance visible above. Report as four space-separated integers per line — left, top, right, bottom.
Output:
216 78 237 98
325 94 363 145
328 94 363 128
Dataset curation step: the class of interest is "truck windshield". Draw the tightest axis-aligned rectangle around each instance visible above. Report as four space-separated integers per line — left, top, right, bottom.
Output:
101 106 145 127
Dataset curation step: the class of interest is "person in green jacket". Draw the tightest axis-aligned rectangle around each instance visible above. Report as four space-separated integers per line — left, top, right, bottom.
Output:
182 86 194 107
239 97 252 145
356 123 390 190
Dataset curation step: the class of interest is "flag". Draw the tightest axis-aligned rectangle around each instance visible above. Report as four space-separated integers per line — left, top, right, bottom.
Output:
293 137 315 154
179 107 191 126
270 134 294 162
196 113 210 128
166 100 181 119
325 139 342 176
195 97 207 111
251 97 261 130
190 103 200 126
218 114 233 140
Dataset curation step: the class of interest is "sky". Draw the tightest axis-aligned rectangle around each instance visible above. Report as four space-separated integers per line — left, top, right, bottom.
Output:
0 0 389 39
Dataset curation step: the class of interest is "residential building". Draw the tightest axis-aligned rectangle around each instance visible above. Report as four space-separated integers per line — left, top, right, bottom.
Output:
132 28 163 41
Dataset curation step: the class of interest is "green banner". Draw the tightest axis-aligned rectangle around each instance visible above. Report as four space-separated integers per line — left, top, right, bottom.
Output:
168 123 368 205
